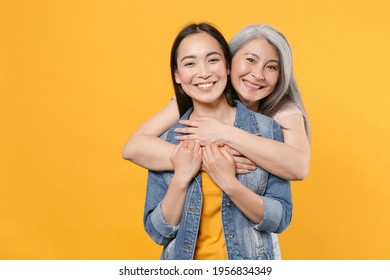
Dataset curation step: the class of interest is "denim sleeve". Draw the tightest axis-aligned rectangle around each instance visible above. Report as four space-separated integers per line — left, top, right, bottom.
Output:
144 170 180 246
251 121 293 233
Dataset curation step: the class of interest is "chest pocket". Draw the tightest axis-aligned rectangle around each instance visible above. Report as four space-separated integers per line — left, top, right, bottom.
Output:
238 168 268 195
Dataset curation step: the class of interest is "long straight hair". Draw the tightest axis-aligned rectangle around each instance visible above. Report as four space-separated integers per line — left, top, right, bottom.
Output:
170 23 235 116
229 24 311 140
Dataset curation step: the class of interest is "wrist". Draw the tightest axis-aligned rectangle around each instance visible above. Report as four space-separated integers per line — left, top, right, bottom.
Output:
222 125 236 145
171 173 193 188
216 176 240 196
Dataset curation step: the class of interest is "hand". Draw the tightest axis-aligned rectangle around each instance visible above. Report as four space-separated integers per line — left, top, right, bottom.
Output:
170 140 202 184
221 145 257 174
174 117 229 146
202 142 236 191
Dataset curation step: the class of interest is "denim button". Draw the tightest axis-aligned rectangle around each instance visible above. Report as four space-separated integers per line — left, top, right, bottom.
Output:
228 233 235 238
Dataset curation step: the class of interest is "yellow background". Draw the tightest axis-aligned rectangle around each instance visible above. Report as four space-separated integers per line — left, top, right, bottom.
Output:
1 0 390 259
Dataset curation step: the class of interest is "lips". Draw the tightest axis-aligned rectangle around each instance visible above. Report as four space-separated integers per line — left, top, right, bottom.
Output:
195 82 215 89
243 80 264 90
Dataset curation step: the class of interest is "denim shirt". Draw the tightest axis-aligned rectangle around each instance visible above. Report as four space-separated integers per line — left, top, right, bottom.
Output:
143 101 292 260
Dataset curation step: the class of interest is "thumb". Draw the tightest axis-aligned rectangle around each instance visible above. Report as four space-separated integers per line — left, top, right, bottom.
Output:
220 146 233 161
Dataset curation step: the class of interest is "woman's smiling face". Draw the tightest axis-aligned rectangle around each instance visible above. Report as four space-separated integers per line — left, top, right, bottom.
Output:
230 37 280 111
174 32 229 105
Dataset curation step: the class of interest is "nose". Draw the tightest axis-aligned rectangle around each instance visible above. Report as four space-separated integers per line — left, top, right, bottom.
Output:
198 62 212 79
251 65 265 80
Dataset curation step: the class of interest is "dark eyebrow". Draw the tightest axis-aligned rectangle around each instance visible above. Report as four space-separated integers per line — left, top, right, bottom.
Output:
206 51 223 57
244 52 279 63
180 51 222 62
180 55 195 62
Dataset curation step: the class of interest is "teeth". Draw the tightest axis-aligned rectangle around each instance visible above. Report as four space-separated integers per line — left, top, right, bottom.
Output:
197 83 213 88
244 80 261 89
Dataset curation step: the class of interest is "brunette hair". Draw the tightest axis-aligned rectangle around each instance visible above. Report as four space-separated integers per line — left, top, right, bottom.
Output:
170 22 235 116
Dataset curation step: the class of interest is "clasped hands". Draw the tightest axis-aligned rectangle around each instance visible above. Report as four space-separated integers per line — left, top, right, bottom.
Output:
170 139 256 189
172 117 256 175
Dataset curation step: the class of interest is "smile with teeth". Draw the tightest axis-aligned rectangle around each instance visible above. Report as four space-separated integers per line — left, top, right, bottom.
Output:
243 80 264 90
196 82 215 89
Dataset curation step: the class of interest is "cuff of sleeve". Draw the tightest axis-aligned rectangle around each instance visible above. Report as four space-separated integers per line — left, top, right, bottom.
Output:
252 197 282 232
151 202 179 238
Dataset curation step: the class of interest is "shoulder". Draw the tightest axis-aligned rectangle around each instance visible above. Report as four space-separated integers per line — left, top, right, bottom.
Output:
271 101 308 146
272 101 303 123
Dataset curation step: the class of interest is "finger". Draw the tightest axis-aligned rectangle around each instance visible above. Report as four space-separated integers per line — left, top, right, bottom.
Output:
178 120 199 127
193 140 201 153
181 140 189 149
198 144 203 157
242 158 256 166
196 143 203 161
174 127 196 134
171 143 181 157
203 145 211 161
236 168 250 174
172 140 186 157
234 156 256 167
221 145 240 156
210 143 220 156
241 163 257 170
175 134 195 141
235 162 256 171
202 147 209 169
187 139 195 150
226 145 242 155
202 158 208 172
220 147 234 161
220 146 234 155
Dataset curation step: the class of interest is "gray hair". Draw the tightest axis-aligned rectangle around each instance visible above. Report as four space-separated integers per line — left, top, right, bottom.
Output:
229 24 310 139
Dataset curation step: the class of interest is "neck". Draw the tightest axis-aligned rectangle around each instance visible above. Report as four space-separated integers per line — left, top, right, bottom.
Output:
190 97 235 125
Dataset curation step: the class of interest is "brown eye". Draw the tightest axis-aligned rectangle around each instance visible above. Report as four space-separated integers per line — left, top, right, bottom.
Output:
184 62 195 67
267 65 279 71
209 58 220 63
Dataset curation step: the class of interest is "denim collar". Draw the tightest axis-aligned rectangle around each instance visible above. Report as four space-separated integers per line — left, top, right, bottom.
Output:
233 100 262 136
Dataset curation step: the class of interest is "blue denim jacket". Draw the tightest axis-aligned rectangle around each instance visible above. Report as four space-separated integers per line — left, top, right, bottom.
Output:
144 101 292 260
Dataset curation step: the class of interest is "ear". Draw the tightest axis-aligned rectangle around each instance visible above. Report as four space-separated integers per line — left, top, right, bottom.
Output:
174 69 181 84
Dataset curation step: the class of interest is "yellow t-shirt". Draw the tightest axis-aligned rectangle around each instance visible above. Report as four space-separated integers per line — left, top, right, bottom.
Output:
194 172 228 260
